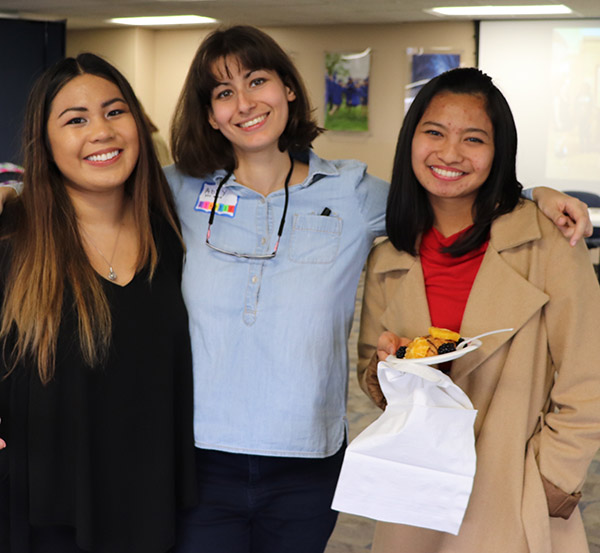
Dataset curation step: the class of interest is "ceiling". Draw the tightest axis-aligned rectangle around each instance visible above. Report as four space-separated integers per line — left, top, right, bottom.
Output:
1 0 600 30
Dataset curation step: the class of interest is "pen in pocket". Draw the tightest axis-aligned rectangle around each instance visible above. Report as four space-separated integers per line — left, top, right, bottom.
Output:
320 207 331 216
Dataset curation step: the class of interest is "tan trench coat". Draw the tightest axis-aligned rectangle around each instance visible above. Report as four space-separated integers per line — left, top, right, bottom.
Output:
357 201 600 553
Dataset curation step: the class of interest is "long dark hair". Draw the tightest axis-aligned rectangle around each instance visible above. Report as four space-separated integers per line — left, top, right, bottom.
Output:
1 53 182 383
387 67 522 256
171 25 323 177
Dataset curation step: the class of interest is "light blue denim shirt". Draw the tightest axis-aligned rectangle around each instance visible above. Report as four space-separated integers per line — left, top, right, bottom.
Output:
164 151 389 457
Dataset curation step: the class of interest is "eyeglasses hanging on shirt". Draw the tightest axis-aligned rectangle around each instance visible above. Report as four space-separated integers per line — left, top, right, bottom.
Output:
205 155 293 259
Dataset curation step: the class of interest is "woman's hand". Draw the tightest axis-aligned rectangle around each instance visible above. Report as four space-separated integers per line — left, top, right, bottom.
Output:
377 331 410 361
0 416 6 449
533 187 593 246
0 186 17 214
365 332 411 410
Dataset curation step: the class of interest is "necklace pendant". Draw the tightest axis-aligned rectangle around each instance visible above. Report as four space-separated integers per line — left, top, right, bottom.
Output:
108 267 118 281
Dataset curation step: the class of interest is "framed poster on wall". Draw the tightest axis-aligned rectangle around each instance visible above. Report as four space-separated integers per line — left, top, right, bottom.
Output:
325 48 371 132
405 50 461 114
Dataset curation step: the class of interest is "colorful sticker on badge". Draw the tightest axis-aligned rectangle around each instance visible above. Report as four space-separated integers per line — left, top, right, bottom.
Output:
195 180 238 217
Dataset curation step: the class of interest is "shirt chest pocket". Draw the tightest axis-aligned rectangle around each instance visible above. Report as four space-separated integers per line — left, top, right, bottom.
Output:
288 213 342 264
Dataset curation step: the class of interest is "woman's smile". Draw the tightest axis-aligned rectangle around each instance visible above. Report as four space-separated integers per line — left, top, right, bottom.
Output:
237 113 269 129
84 148 123 164
429 165 466 179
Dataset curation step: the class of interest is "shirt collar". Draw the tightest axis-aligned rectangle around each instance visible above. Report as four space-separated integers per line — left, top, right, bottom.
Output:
212 150 338 192
297 150 340 188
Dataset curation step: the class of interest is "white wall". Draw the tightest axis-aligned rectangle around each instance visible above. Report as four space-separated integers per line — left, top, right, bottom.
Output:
67 28 156 120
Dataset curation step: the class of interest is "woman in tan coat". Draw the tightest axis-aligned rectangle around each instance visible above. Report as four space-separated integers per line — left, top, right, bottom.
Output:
358 67 600 553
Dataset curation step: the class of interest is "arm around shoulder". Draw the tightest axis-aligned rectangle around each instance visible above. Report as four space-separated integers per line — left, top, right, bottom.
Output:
0 186 18 214
530 186 592 246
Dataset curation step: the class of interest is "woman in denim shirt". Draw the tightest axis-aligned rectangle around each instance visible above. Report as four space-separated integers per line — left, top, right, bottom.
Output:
166 25 387 553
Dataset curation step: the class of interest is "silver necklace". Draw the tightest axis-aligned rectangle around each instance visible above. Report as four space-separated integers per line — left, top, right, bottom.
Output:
80 221 124 281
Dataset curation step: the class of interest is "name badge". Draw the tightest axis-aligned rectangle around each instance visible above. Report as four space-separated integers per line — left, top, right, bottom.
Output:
195 181 238 217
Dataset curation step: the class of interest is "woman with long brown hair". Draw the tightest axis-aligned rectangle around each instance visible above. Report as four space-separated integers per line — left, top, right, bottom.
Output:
0 53 196 553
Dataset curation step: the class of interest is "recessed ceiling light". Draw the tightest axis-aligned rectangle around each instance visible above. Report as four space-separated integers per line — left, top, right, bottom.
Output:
429 4 573 16
109 15 217 26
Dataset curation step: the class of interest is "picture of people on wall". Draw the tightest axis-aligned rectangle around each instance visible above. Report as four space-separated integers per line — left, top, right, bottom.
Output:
404 51 460 113
325 48 370 131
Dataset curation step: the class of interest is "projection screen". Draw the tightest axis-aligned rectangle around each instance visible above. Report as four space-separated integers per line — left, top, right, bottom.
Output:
478 19 600 194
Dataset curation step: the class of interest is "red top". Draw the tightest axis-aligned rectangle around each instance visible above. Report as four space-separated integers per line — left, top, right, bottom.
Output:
420 226 489 333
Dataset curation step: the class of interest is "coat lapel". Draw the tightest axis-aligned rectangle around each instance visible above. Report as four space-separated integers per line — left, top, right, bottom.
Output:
371 202 550 382
375 244 432 337
452 202 550 381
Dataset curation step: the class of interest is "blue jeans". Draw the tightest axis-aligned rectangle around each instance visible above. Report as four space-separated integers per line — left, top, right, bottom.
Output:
175 444 345 553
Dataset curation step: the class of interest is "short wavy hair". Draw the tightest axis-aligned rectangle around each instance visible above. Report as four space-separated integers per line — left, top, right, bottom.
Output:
171 25 323 177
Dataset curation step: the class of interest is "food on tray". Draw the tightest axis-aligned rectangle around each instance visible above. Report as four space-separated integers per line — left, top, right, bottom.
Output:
395 327 462 359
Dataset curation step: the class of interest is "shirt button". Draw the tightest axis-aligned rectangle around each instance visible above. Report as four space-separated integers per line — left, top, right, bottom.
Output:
261 237 267 245
252 276 258 284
